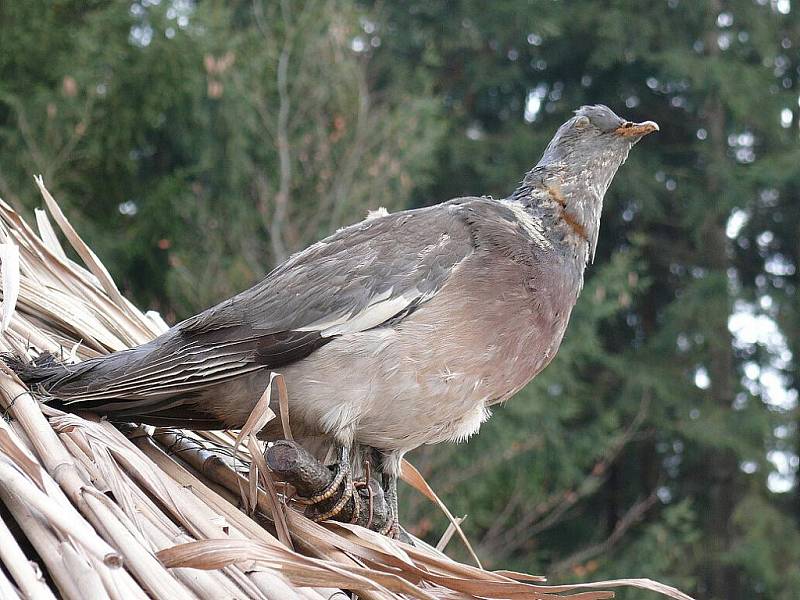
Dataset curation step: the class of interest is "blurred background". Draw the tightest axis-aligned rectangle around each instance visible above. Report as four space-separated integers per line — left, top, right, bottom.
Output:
1 1 799 598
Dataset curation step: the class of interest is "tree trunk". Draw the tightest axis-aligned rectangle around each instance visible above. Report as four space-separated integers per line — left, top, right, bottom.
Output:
700 7 743 595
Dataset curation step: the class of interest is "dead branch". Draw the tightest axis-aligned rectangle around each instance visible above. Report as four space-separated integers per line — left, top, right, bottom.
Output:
477 392 652 560
547 490 660 577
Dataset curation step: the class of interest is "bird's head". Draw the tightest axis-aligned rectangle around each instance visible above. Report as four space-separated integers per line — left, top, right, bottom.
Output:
540 104 659 173
517 105 658 262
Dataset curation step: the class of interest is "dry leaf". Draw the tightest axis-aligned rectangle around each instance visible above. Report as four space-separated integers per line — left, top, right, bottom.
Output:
401 458 482 569
0 181 696 600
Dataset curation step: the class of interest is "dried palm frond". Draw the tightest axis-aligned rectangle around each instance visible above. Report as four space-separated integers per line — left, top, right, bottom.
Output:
0 178 695 600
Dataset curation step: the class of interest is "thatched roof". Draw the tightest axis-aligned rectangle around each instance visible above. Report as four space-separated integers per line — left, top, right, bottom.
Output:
0 178 694 599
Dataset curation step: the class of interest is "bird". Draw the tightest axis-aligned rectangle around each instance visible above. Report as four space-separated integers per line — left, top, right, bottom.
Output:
8 105 657 535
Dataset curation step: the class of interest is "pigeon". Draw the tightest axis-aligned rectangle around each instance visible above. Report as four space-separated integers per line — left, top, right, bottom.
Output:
9 105 658 534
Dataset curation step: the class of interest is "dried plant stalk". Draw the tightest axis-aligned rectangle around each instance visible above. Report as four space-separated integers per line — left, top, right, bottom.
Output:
0 504 56 600
0 181 696 600
0 567 22 600
0 483 86 600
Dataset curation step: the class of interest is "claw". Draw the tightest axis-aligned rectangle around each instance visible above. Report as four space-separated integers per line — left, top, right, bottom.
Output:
353 457 375 529
287 443 404 538
304 444 354 522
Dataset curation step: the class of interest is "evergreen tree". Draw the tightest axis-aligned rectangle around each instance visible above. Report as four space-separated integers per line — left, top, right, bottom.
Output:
0 0 442 318
367 2 800 598
2 1 799 597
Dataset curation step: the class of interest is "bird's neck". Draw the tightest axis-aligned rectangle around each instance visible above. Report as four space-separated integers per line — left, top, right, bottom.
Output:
509 156 622 264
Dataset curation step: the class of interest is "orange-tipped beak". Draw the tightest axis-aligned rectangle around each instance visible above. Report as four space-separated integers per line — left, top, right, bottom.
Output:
613 120 660 138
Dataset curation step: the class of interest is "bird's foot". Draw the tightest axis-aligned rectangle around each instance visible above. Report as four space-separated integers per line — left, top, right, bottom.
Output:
264 440 400 536
303 445 355 523
305 449 402 537
376 513 414 544
376 471 414 543
378 515 399 538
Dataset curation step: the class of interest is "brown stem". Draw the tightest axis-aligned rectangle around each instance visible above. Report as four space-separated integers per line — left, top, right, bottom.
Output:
547 490 659 577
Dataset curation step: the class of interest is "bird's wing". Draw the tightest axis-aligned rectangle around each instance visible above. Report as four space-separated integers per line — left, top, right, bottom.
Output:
181 199 477 339
43 199 481 411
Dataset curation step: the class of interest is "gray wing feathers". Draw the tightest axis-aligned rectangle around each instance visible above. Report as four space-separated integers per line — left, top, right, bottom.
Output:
35 200 479 415
182 201 476 336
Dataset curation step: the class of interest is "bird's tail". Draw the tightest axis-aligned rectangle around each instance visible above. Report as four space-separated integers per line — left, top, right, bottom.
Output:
2 347 227 429
4 351 76 389
4 351 111 399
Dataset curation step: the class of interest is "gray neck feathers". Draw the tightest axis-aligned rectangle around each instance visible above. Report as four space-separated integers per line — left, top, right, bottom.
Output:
509 136 631 264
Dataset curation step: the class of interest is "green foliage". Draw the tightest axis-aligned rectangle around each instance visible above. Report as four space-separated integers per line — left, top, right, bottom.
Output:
729 493 800 599
0 0 443 318
599 500 701 599
377 1 800 597
2 1 800 598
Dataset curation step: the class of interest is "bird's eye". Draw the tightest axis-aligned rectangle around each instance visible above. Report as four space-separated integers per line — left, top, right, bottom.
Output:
575 116 591 129
622 122 633 128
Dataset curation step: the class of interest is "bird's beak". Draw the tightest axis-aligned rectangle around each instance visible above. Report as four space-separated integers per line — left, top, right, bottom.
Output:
613 120 660 138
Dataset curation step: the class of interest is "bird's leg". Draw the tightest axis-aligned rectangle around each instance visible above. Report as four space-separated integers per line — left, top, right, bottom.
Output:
379 471 399 537
353 446 377 529
374 452 413 543
372 448 403 539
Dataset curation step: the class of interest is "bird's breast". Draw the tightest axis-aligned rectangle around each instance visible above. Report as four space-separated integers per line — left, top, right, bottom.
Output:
406 253 576 403
275 251 581 453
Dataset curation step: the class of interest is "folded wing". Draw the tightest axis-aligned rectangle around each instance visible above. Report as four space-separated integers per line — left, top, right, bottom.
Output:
29 201 478 420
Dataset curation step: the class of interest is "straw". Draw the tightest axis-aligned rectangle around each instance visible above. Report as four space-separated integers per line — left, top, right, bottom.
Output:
0 180 696 600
